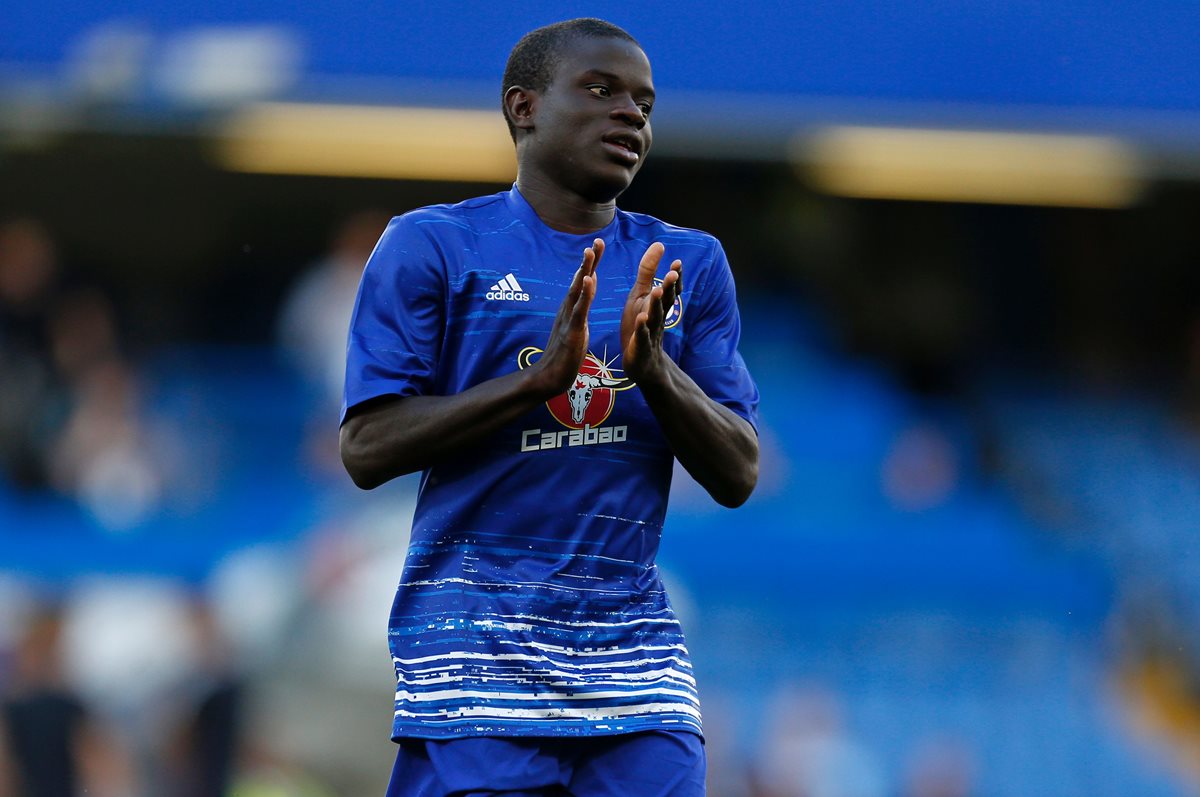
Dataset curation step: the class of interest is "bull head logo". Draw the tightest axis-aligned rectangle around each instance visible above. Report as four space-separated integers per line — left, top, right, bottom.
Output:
567 372 625 424
518 346 636 429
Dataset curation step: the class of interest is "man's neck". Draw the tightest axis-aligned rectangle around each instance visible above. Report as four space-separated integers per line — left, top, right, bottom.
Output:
516 173 617 234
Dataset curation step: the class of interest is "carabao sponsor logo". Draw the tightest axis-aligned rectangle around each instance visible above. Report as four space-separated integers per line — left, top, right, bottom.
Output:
520 423 628 452
516 347 636 452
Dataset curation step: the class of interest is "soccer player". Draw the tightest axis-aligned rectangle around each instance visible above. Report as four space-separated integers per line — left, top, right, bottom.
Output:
339 18 759 797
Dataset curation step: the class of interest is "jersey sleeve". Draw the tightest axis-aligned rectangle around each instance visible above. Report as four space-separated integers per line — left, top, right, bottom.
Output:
678 240 760 432
340 215 446 423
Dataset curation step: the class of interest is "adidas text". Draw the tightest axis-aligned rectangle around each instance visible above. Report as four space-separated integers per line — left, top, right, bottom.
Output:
488 273 530 302
486 289 530 301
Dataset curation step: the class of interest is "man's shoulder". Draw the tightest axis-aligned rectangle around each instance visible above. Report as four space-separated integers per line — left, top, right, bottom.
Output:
394 192 510 231
617 208 721 250
369 192 514 273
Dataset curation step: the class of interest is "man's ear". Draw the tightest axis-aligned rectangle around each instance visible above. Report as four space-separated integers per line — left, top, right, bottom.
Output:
504 86 537 133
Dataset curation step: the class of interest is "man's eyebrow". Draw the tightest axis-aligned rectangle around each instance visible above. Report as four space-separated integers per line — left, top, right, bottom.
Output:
580 69 656 99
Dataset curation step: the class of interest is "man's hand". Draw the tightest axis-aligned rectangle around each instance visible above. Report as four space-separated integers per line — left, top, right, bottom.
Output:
529 238 603 397
620 242 682 382
616 241 757 507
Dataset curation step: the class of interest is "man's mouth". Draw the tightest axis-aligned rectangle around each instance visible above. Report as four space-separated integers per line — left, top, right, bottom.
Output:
601 133 641 165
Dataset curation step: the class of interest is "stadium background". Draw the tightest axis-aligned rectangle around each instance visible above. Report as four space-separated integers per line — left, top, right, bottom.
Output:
3 2 1200 795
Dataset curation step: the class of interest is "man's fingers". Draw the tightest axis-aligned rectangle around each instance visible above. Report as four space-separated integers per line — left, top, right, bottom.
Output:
623 258 678 377
571 261 585 296
553 266 582 329
582 273 597 306
571 274 596 325
569 241 599 300
558 243 598 330
633 311 652 351
579 238 604 279
590 238 605 275
660 266 681 315
644 284 665 330
635 242 665 290
668 259 682 297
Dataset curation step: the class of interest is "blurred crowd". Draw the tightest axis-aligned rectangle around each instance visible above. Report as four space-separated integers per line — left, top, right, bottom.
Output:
0 582 980 797
0 217 182 530
0 574 351 797
0 210 986 797
737 686 975 797
0 598 236 797
0 214 365 796
2 210 1197 797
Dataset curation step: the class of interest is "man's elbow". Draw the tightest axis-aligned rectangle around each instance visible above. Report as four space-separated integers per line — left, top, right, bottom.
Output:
339 423 384 490
341 453 383 491
344 463 384 491
715 426 759 508
707 446 759 508
713 462 758 508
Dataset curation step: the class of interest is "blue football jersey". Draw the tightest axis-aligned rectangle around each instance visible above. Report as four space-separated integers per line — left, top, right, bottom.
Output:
342 187 759 739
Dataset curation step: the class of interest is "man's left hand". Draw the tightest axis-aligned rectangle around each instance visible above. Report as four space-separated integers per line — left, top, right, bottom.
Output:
621 242 682 382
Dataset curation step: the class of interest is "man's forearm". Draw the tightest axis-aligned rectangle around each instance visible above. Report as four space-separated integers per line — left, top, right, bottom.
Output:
340 369 552 489
636 358 759 507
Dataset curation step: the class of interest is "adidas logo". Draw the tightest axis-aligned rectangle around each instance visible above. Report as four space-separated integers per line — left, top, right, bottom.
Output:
486 273 530 302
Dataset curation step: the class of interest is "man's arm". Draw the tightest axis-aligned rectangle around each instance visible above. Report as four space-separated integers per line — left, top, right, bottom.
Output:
340 241 604 489
621 243 759 508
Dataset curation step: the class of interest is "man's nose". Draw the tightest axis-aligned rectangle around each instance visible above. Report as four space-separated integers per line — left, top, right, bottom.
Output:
611 95 646 128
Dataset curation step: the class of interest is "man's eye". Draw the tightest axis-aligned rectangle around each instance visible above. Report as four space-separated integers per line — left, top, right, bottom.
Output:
587 85 611 98
638 103 653 116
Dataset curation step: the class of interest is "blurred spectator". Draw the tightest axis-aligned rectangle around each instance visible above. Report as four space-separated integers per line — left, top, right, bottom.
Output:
276 210 389 407
0 217 171 519
48 357 182 531
162 602 245 797
228 738 334 797
901 736 978 797
0 605 136 797
46 288 122 387
275 210 389 478
0 218 68 489
881 421 960 512
1184 311 1200 429
751 684 885 797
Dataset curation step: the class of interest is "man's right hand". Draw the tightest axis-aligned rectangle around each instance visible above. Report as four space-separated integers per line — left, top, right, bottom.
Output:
528 238 603 398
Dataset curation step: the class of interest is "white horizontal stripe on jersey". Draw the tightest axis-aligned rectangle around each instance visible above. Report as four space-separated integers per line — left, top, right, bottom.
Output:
397 575 665 597
458 616 680 634
391 640 690 666
575 512 652 525
388 611 680 638
396 666 698 690
395 684 699 704
406 539 645 568
480 611 677 629
395 701 703 723
393 651 695 677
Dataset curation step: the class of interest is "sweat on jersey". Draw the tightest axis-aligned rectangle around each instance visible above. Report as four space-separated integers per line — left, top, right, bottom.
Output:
342 186 759 740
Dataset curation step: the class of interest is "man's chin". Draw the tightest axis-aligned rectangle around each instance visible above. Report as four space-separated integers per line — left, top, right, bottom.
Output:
576 166 638 204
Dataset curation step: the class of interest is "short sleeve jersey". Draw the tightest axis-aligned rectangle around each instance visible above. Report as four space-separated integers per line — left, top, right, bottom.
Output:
343 186 759 740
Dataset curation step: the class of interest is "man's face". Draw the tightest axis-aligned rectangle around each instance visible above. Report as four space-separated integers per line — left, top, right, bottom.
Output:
525 36 655 202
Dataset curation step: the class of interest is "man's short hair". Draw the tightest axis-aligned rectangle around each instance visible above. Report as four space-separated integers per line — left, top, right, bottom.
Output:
501 18 641 141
